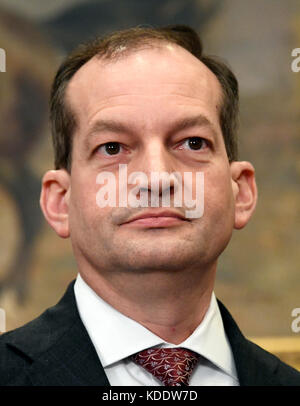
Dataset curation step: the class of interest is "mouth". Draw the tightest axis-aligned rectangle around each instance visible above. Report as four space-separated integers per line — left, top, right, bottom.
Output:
121 210 190 228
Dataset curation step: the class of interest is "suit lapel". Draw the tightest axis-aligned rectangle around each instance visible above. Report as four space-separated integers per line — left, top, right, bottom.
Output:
27 315 110 386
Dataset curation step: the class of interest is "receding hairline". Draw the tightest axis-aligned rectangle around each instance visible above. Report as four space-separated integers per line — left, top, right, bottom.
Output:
67 39 204 90
64 39 224 132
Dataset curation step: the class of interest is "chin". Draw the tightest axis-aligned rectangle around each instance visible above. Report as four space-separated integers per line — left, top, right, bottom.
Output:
115 247 205 273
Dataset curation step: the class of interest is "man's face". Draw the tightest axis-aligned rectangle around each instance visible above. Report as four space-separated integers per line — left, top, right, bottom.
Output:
65 44 237 274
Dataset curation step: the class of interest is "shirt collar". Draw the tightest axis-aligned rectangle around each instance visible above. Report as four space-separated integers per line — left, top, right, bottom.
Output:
74 273 237 380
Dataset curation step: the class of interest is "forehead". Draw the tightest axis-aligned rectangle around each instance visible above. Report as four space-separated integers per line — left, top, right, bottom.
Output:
66 43 222 129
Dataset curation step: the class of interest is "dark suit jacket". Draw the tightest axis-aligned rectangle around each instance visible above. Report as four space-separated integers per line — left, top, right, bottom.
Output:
0 280 299 386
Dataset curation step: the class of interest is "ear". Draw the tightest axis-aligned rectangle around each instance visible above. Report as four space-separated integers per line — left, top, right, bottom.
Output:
40 169 71 238
230 161 258 230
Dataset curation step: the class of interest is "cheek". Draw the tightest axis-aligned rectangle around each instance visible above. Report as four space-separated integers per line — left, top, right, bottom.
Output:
203 169 235 226
69 173 106 233
72 176 95 209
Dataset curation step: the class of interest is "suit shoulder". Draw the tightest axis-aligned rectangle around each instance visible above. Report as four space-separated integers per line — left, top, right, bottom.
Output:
246 338 300 386
0 284 76 386
0 329 33 385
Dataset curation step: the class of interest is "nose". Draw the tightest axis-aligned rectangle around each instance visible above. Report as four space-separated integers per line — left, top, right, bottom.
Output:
142 138 173 173
130 138 177 201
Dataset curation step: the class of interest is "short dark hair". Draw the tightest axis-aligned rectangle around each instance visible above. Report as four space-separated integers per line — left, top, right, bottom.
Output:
50 25 239 171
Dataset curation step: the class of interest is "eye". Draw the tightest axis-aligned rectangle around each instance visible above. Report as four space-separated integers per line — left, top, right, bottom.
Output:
98 142 123 156
179 137 209 151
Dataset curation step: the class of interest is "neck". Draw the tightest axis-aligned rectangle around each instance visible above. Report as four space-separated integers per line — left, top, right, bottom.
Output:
79 263 217 345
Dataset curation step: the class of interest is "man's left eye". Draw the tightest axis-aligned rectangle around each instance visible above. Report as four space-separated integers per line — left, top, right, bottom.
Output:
180 137 208 150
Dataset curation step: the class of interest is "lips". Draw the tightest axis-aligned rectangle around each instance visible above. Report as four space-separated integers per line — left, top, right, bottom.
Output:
122 209 189 226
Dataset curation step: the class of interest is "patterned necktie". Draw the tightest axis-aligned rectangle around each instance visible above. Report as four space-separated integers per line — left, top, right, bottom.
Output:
131 347 200 386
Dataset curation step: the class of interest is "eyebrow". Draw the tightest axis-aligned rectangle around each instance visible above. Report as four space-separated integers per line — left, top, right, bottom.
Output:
85 114 218 150
87 119 136 138
166 115 218 138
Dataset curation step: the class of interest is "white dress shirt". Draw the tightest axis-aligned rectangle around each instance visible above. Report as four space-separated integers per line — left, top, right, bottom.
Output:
74 273 239 386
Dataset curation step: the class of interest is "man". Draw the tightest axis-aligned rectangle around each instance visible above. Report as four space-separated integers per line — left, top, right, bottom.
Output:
0 25 299 386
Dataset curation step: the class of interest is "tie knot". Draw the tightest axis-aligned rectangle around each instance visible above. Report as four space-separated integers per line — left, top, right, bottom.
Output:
131 347 200 386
